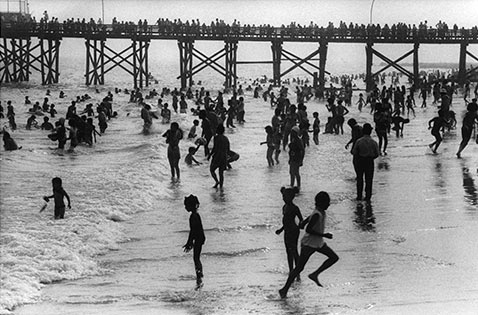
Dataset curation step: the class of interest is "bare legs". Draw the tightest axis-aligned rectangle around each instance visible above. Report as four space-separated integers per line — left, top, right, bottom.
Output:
279 244 339 298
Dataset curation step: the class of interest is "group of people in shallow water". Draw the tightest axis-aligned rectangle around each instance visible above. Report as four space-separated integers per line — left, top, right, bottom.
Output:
1 89 116 153
174 79 477 295
2 73 477 298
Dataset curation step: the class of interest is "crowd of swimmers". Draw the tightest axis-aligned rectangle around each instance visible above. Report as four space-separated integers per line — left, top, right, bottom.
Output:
3 15 478 41
1 89 116 153
1 70 477 298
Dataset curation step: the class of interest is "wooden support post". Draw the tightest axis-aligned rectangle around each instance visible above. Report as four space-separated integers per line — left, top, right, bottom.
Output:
458 41 468 85
85 37 106 85
39 38 61 85
318 40 328 96
224 40 238 89
22 39 31 82
413 42 419 86
366 42 374 91
271 40 282 86
0 37 31 83
1 38 12 83
178 39 194 89
465 49 478 79
132 37 150 89
11 39 18 81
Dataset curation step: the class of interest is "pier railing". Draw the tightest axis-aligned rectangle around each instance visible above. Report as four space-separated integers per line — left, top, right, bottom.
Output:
2 21 478 44
1 20 477 88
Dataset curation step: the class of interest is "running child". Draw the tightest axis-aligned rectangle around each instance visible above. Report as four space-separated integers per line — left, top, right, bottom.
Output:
279 191 339 298
428 109 447 153
183 194 206 289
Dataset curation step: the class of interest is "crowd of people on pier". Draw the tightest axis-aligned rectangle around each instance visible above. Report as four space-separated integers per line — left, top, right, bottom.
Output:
3 13 478 41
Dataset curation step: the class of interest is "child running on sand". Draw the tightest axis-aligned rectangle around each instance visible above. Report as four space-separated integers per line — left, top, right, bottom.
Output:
276 187 304 281
428 109 447 154
183 194 206 289
279 191 339 298
42 177 71 219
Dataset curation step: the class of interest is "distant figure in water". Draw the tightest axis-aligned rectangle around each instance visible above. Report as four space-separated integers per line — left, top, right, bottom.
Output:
279 191 339 298
208 124 229 188
2 129 21 150
163 122 183 179
260 125 275 166
288 126 304 190
185 146 201 166
183 194 205 289
276 186 304 281
43 177 71 220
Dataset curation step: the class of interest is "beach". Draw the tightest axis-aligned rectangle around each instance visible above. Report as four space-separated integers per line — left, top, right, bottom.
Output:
2 1 478 314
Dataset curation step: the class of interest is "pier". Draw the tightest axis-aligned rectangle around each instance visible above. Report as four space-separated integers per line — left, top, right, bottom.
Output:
1 20 477 90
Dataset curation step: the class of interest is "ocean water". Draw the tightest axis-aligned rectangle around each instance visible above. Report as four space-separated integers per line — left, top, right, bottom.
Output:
2 1 478 314
2 70 478 315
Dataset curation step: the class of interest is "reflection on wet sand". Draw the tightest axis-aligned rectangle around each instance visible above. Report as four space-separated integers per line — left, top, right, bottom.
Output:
354 202 375 232
461 162 477 208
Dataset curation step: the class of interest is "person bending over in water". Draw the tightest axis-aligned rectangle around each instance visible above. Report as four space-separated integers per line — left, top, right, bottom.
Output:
183 194 206 289
276 186 304 281
185 146 201 166
279 191 338 298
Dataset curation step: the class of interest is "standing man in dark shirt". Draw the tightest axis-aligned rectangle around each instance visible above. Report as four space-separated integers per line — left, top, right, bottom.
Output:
351 123 379 201
208 124 230 189
199 110 213 157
